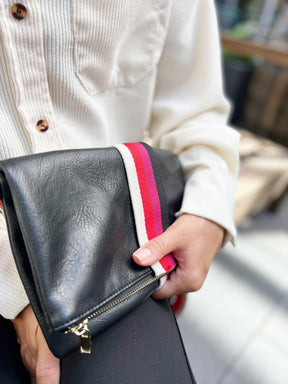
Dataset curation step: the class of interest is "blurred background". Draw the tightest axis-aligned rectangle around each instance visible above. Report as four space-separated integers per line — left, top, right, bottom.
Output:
178 1 288 383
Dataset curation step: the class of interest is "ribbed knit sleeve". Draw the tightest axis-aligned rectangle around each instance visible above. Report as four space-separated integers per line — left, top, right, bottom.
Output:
148 0 240 242
0 217 29 319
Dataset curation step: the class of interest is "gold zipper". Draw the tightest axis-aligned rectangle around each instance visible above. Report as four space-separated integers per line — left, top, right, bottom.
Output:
65 271 169 354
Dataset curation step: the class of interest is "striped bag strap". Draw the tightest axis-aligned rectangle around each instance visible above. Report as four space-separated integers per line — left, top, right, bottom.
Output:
115 142 177 287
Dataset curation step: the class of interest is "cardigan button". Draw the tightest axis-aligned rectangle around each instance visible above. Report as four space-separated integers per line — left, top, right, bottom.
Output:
11 4 27 21
36 119 49 132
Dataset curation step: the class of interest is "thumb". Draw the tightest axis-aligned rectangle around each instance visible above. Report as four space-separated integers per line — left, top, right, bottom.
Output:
133 231 174 267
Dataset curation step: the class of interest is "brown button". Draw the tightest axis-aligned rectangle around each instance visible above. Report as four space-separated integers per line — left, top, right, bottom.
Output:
36 119 49 132
11 4 27 21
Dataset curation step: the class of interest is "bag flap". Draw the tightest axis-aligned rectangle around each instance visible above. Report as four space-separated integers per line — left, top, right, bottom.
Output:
0 145 184 334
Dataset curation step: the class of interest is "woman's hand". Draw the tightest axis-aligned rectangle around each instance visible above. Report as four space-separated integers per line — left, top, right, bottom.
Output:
133 213 224 299
11 305 60 384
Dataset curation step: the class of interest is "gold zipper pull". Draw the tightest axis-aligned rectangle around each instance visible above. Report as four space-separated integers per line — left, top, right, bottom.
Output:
65 318 92 354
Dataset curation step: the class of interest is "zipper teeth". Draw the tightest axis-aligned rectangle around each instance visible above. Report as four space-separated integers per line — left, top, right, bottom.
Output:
86 272 166 321
66 271 168 335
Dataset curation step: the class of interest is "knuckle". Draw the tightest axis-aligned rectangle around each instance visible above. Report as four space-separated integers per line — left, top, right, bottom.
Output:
186 270 205 292
190 280 203 292
150 237 166 255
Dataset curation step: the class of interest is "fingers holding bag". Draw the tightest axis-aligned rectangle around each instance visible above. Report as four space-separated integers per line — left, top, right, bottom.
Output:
133 213 225 300
12 305 60 384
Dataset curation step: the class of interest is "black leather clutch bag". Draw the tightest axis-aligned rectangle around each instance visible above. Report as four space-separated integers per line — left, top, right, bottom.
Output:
0 143 184 358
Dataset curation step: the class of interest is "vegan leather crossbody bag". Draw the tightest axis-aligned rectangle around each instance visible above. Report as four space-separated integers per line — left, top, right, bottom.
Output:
0 143 184 358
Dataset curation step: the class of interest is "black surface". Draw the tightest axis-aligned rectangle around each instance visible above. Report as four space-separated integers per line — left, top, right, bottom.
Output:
61 298 197 384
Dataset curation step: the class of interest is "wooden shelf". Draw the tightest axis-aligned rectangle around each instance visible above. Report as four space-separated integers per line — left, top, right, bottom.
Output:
222 36 288 68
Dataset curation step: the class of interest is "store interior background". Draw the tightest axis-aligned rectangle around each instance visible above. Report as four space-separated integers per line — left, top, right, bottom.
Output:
178 1 288 383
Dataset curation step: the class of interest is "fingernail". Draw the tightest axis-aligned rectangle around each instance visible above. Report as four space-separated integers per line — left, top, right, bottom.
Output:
133 248 152 262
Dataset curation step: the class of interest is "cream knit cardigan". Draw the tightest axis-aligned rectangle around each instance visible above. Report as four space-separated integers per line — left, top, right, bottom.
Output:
0 0 240 318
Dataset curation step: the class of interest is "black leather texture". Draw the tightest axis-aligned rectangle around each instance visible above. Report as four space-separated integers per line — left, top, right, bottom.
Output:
0 145 184 358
